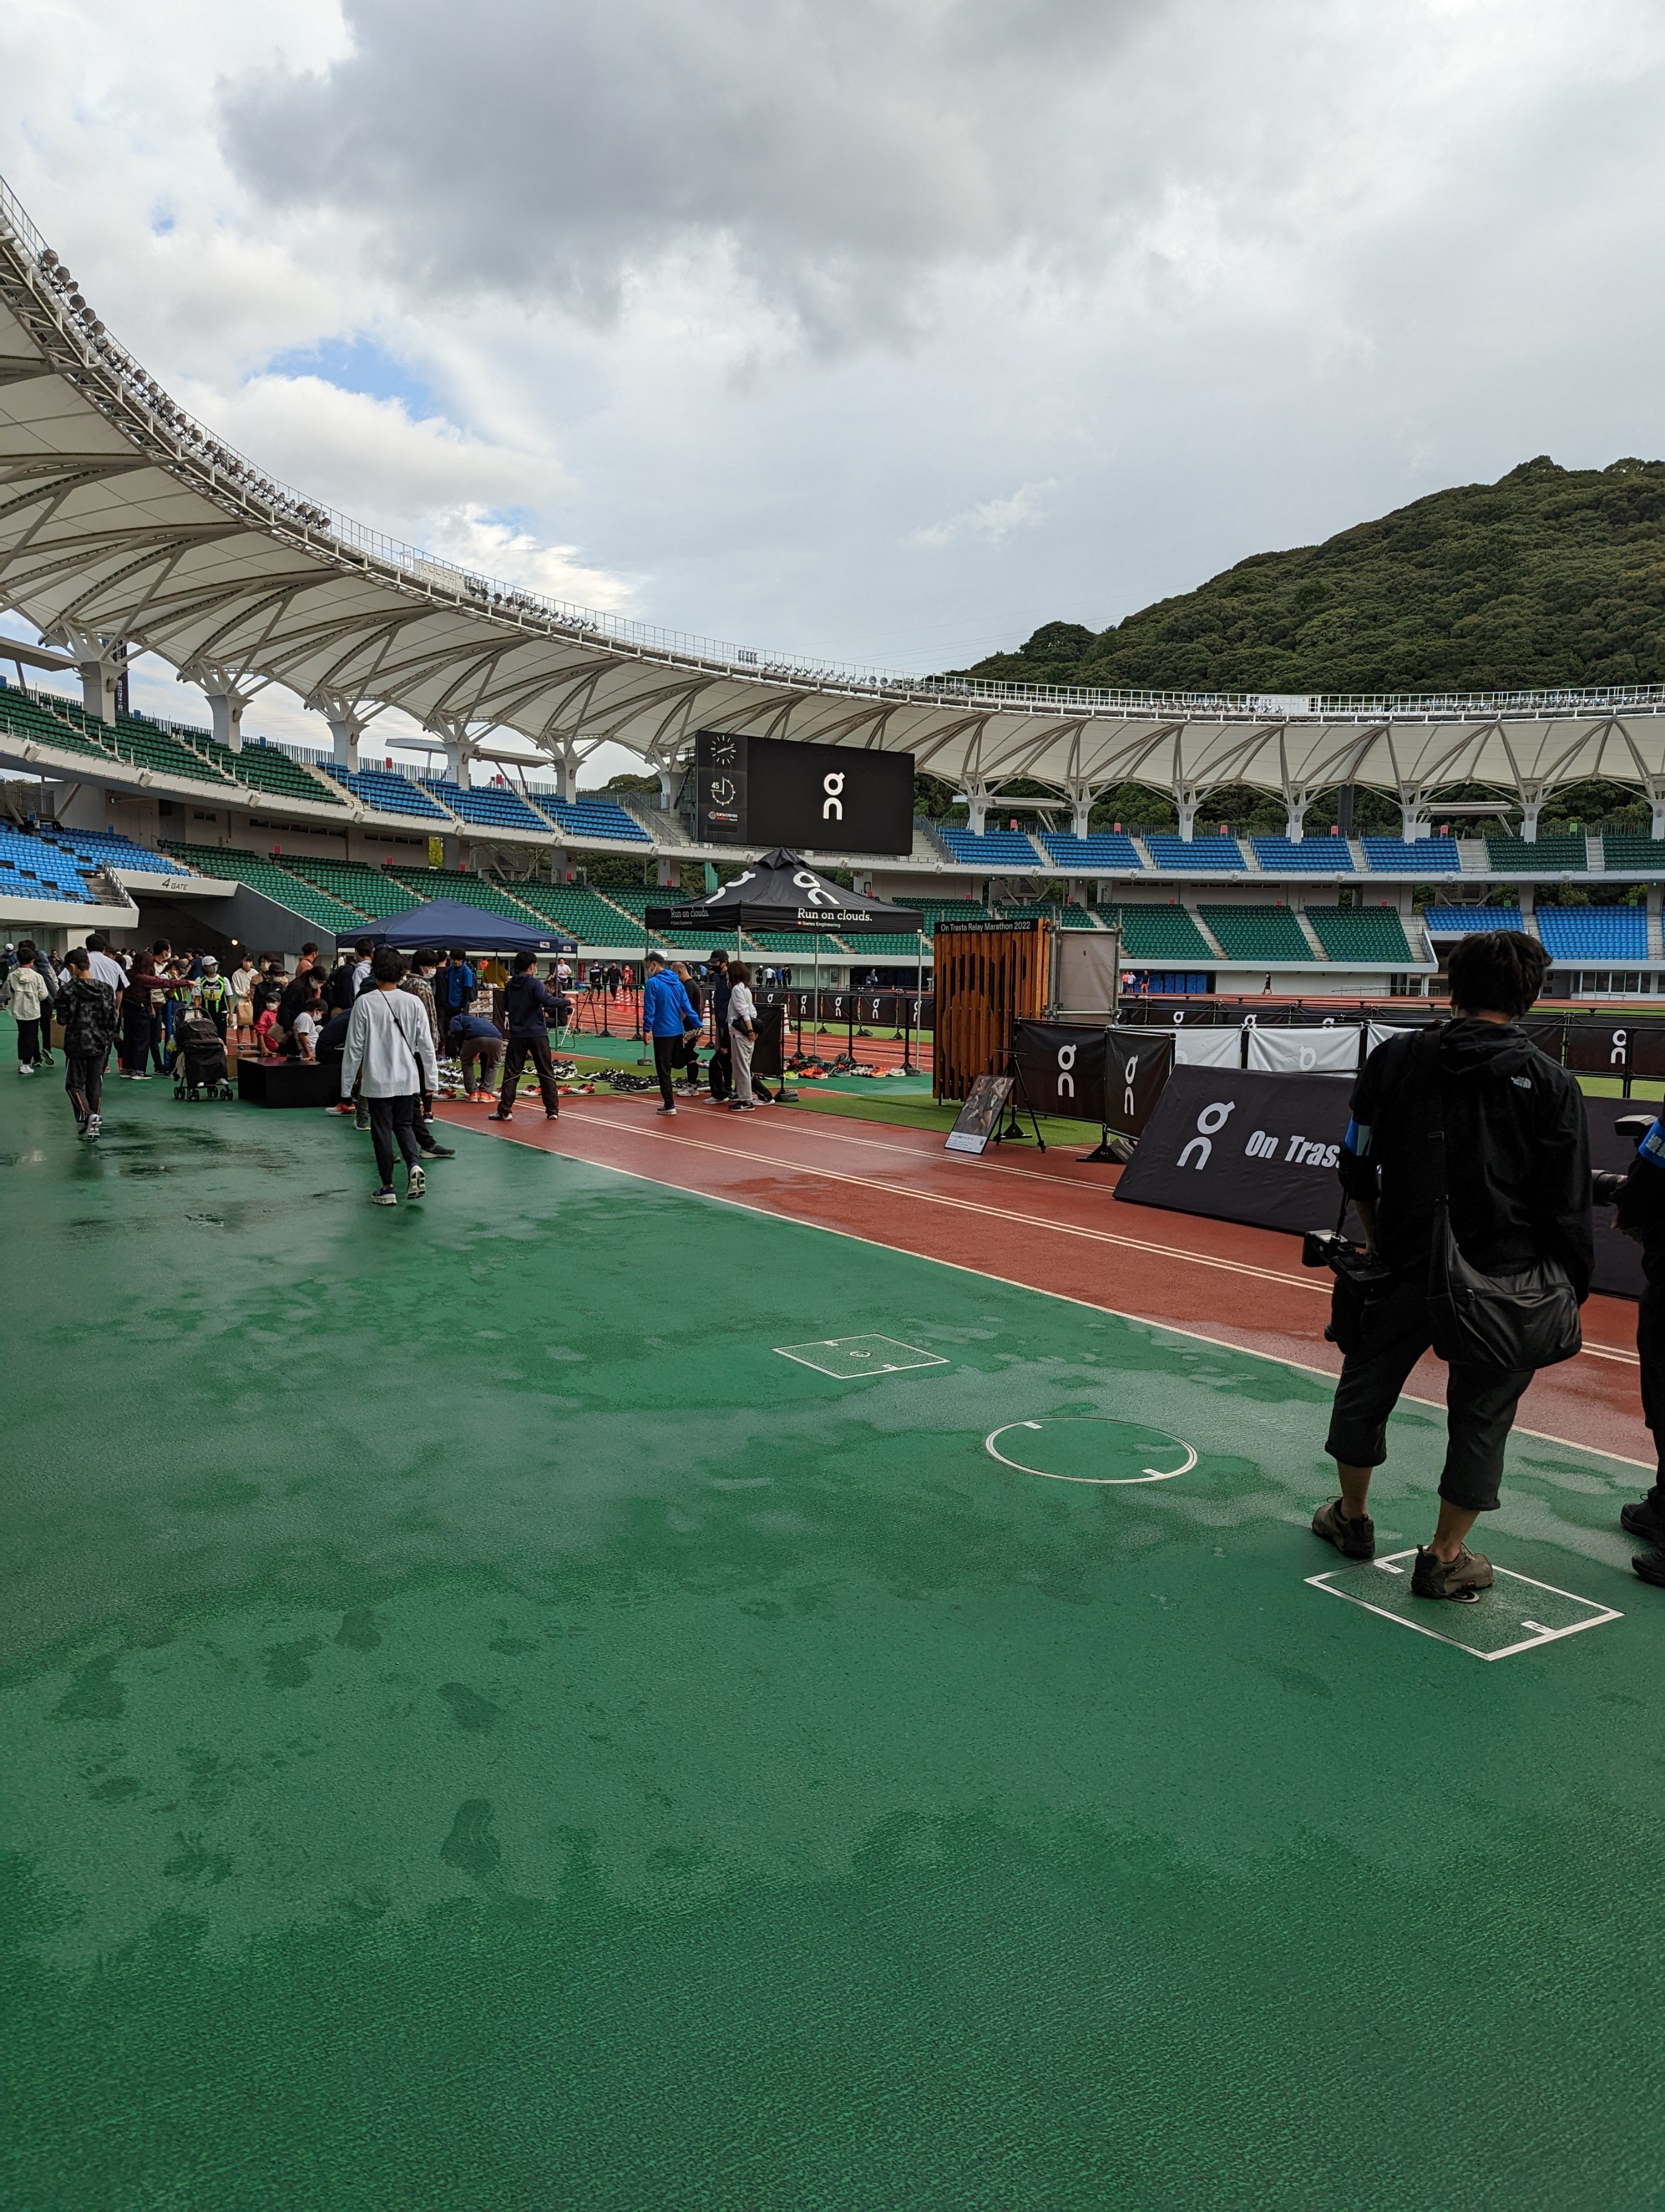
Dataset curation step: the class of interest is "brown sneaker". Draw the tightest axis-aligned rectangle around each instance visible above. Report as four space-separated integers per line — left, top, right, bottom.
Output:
1411 1545 1494 1601
1311 1499 1375 1560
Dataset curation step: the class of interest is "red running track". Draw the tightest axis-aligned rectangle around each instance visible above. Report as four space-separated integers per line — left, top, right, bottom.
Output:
434 1091 1651 1468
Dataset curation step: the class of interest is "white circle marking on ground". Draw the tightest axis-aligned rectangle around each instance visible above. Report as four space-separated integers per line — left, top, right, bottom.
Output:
984 1417 1198 1486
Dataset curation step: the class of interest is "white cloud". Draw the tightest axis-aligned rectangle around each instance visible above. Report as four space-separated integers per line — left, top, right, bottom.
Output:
910 481 1055 551
1 0 1663 724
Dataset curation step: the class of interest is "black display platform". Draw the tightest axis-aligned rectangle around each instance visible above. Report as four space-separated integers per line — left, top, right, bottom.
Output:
237 1057 341 1108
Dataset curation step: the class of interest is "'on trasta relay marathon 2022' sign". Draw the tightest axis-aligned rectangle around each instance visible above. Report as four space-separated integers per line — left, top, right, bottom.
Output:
1114 1066 1356 1236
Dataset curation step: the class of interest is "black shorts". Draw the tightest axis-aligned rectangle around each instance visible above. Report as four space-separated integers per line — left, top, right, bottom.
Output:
1324 1275 1533 1515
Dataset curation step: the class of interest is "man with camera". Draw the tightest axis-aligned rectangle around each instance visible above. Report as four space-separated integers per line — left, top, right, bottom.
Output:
1596 1112 1665 1586
1311 932 1592 1599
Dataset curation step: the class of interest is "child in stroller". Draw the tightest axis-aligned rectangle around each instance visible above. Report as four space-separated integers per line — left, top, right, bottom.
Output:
172 1009 234 1101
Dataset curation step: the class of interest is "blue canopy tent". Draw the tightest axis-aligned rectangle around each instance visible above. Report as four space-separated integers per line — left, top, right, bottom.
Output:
358 899 576 955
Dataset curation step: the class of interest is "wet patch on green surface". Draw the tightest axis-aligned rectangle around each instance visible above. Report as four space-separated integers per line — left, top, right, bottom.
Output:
2 1065 1663 2207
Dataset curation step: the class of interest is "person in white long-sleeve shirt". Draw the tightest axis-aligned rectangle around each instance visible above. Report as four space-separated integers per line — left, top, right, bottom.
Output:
341 948 441 1206
726 960 758 1111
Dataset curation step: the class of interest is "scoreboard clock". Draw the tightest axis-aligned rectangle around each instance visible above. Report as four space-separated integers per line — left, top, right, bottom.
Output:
694 729 914 855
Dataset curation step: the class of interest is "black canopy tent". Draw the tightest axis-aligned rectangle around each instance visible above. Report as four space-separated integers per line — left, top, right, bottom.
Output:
646 850 925 1079
645 850 920 937
357 899 577 956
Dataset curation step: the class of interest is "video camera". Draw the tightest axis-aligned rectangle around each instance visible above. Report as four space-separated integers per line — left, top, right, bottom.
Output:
1300 1229 1395 1284
1592 1111 1654 1207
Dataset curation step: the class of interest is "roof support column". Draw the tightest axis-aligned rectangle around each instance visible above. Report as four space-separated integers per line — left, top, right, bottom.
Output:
1065 781 1094 840
424 712 473 785
45 623 124 724
1399 794 1428 842
964 781 992 835
1175 784 1202 842
181 662 268 754
308 690 369 772
1519 781 1546 844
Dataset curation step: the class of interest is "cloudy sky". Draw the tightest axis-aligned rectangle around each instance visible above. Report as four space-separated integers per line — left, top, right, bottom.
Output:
4 0 1664 764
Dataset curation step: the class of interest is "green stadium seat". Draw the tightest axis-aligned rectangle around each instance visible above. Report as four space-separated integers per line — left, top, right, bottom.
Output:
1484 834 1588 873
1197 906 1314 960
157 842 370 931
1305 907 1415 962
1097 906 1214 961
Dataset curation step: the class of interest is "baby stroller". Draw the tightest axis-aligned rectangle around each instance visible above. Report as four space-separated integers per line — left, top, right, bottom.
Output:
172 1012 234 1101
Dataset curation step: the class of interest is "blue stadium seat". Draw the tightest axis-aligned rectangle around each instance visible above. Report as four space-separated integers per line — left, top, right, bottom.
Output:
1252 836 1355 873
1533 906 1648 960
0 829 97 901
934 825 1046 867
1422 907 1524 934
1143 835 1246 872
426 779 551 834
322 765 452 820
1361 838 1462 872
1038 832 1145 870
540 796 651 843
41 829 190 877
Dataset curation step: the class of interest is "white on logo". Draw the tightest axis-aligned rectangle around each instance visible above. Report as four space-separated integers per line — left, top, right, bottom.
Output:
1056 1041 1076 1099
1612 1029 1629 1068
1178 1098 1235 1170
792 868 835 906
1124 1051 1139 1119
822 772 845 822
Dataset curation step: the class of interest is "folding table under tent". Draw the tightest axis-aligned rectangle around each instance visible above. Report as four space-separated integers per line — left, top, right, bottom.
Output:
357 900 577 957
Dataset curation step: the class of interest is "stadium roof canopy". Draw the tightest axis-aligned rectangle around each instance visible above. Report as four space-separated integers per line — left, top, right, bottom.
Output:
4 169 1665 838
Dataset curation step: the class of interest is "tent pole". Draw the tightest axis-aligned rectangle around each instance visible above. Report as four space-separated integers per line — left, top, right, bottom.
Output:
636 912 649 1063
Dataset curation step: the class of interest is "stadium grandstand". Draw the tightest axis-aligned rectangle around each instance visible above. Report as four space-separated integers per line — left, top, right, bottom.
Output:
0 161 1661 996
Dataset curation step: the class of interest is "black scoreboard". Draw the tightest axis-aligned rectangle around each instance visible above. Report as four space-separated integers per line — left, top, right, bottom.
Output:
694 729 914 856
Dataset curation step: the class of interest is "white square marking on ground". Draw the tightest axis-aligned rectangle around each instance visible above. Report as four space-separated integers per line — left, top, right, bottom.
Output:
773 1335 950 1380
1306 1549 1623 1661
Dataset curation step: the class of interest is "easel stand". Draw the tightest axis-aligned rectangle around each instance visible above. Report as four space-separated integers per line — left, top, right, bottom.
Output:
992 1053 1047 1153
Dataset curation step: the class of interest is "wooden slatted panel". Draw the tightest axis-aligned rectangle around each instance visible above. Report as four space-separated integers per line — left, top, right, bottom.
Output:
932 921 1052 1101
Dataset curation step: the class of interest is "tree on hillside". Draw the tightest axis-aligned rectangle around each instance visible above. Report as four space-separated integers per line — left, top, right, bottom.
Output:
960 457 1665 696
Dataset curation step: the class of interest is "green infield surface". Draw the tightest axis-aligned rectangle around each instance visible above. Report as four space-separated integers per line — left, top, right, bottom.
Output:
2 1076 1663 2210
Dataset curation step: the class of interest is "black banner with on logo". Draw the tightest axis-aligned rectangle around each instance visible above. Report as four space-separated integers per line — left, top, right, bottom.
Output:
1009 1023 1175 1134
1012 1022 1109 1123
1113 1066 1357 1235
1566 1019 1632 1078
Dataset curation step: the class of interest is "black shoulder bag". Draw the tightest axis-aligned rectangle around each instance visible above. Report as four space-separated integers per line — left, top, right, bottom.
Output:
1423 1036 1581 1372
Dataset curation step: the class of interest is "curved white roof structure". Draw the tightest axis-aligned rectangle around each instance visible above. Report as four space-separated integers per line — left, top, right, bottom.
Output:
3 168 1664 833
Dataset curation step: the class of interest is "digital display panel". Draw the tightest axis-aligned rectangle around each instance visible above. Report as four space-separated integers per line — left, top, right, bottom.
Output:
695 730 914 855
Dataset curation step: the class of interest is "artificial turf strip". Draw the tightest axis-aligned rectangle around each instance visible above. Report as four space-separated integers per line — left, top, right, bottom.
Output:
2 1069 1662 2208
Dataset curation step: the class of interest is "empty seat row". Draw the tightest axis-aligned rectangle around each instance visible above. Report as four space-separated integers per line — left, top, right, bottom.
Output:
1533 907 1649 960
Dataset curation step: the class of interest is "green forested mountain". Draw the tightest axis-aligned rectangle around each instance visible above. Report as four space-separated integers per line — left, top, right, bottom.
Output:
962 457 1665 697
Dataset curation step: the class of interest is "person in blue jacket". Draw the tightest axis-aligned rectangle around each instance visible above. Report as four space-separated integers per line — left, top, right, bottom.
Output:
640 951 698 1115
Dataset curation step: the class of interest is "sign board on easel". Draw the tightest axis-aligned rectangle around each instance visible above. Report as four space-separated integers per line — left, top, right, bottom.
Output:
946 1074 1013 1155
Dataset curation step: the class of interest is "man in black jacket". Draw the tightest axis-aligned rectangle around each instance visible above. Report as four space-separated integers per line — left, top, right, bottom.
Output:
491 952 571 1122
705 949 733 1103
57 946 118 1140
1609 1114 1665 1586
1312 932 1592 1600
